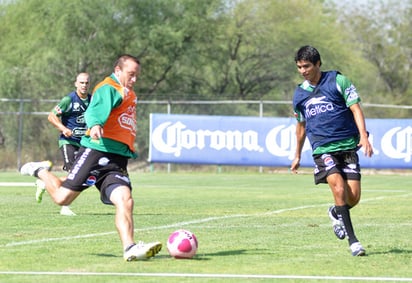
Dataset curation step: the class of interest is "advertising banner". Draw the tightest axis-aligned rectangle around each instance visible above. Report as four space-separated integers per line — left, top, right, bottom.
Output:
149 114 412 169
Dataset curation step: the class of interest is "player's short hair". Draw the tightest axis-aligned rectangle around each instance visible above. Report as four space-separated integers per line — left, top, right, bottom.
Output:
75 72 90 82
294 45 322 66
113 54 140 70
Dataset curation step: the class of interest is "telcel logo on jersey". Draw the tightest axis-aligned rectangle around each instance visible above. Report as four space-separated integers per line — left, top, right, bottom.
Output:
76 114 85 124
304 96 334 118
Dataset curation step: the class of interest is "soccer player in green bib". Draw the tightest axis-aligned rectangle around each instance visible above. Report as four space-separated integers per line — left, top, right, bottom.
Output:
291 46 373 256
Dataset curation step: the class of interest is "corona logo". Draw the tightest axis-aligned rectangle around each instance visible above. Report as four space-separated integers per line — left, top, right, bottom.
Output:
151 121 262 157
149 115 412 168
265 124 310 159
381 126 412 162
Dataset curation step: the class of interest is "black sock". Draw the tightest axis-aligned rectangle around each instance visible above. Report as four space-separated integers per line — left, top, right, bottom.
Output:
332 204 353 218
335 205 359 245
33 167 46 178
345 204 353 210
331 205 351 218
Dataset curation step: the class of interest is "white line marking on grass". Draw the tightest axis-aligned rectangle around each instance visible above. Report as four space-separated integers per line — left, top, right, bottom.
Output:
4 192 412 248
0 271 411 281
4 195 412 247
3 232 117 247
2 192 412 282
2 206 312 247
0 182 33 187
364 189 407 193
360 193 412 203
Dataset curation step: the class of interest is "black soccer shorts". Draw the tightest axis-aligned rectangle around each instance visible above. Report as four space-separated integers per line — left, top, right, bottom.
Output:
313 150 361 184
62 147 132 205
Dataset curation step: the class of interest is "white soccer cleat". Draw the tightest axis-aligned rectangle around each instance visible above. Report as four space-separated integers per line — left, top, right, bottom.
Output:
350 241 366 256
328 206 346 240
20 161 53 177
123 241 162 261
60 206 76 216
35 179 46 203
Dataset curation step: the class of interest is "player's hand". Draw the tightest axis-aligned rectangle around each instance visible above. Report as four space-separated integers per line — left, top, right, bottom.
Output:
290 157 300 174
62 128 72 137
358 135 373 157
89 125 103 140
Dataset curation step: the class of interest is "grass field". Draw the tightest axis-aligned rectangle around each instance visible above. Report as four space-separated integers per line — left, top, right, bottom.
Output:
0 170 411 283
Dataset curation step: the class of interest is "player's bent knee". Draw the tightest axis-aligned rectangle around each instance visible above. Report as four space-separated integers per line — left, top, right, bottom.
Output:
53 187 78 206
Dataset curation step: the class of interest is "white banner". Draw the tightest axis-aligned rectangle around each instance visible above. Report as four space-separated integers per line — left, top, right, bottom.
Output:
149 114 412 169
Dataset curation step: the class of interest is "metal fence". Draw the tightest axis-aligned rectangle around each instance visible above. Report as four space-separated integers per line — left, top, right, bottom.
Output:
1 98 411 170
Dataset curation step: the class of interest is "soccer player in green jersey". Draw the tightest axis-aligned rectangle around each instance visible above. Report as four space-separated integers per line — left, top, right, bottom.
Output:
35 73 91 216
291 46 373 256
21 55 162 261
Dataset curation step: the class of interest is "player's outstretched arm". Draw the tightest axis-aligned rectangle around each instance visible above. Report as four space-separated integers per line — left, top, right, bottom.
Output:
350 104 373 157
291 121 306 173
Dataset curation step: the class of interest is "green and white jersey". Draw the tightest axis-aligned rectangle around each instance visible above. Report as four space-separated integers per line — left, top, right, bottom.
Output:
294 73 361 155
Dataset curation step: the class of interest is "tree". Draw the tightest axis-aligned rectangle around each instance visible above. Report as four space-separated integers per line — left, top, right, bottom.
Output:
0 0 407 166
331 0 412 106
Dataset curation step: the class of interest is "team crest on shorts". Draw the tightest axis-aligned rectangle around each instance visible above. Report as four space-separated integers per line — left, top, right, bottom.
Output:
322 154 335 167
98 157 110 166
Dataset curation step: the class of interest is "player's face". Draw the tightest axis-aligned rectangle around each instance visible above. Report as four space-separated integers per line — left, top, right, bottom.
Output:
116 59 140 90
296 60 321 85
75 74 90 96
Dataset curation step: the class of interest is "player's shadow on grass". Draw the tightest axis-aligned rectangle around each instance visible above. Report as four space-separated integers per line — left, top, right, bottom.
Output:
193 249 251 260
84 212 114 216
369 248 412 255
94 249 253 261
94 253 118 258
150 249 250 261
202 249 248 256
93 253 174 260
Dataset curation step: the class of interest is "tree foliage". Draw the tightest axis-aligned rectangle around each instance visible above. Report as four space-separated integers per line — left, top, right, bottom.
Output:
0 0 409 166
331 0 412 105
0 0 389 102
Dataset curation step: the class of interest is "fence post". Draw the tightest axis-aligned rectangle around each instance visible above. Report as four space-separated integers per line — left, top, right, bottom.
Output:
17 99 25 169
167 99 172 173
259 100 263 173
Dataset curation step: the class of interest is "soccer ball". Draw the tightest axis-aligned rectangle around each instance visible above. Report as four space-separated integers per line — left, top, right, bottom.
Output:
167 229 198 259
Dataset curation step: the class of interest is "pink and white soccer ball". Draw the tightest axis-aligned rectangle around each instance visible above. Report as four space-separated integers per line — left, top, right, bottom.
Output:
167 229 198 259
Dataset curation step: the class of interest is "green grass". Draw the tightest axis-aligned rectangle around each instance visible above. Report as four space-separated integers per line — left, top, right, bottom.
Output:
0 171 411 283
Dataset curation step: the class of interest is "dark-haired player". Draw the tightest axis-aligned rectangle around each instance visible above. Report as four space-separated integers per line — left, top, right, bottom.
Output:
290 45 373 256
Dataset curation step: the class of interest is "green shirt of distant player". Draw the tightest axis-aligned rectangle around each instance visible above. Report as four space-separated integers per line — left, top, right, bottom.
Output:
294 74 361 155
52 95 90 148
